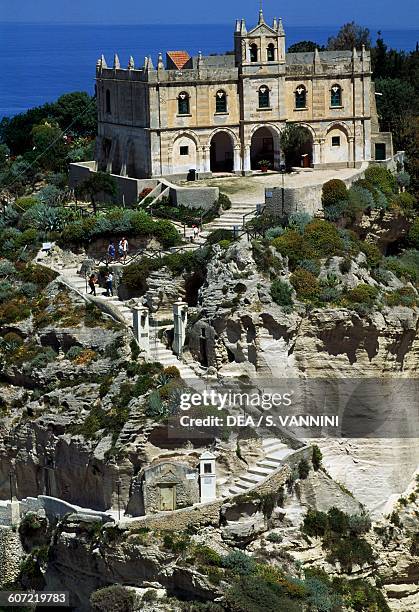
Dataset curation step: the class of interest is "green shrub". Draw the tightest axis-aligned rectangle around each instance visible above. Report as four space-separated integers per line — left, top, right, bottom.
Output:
265 226 284 240
19 264 57 288
270 279 293 308
90 584 135 612
272 229 304 268
327 507 349 535
218 193 232 210
207 228 235 245
225 575 303 612
0 260 17 276
15 196 39 210
339 258 351 274
221 551 256 575
302 509 328 537
66 345 84 360
348 513 371 536
298 458 310 479
290 268 320 301
346 284 379 305
266 532 283 543
360 242 382 267
288 212 312 234
193 544 223 567
408 218 419 248
385 287 417 307
391 191 417 214
312 445 322 470
365 165 397 195
385 250 419 284
303 219 343 258
322 179 348 207
326 536 374 570
324 199 348 221
298 259 320 276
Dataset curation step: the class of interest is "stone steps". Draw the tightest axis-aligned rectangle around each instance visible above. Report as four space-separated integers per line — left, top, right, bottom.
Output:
227 438 293 496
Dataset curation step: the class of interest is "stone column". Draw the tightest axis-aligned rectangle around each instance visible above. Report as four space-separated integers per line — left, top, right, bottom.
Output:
201 146 211 174
348 136 355 167
313 140 321 167
243 144 251 174
173 300 188 357
132 305 150 357
199 451 217 502
233 145 241 174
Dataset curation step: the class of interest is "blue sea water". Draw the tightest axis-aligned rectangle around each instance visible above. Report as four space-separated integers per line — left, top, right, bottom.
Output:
0 23 418 119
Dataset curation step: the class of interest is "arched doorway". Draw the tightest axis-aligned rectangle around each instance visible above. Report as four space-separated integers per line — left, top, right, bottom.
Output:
250 126 280 170
286 126 314 169
210 131 234 172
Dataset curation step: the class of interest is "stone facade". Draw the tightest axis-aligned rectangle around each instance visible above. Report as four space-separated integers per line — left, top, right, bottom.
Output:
141 462 200 514
95 10 393 180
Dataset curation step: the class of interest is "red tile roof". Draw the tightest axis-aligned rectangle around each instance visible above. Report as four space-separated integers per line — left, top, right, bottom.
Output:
167 51 191 70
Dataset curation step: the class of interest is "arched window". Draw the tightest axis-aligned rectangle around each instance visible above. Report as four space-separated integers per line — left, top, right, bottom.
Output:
216 90 227 113
295 85 307 109
267 43 275 62
250 44 258 63
258 85 270 109
331 84 342 107
105 89 111 114
178 92 190 115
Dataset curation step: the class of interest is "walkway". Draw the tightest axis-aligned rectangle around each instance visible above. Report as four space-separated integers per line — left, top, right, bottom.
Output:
188 164 368 207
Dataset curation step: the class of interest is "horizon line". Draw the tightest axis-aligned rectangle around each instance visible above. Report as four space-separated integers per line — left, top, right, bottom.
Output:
0 20 418 30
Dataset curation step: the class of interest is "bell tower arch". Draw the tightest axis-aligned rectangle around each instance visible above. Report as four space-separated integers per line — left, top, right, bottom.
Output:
234 8 286 67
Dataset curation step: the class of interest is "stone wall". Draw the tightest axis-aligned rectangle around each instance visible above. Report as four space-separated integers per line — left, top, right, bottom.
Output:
0 527 24 587
264 165 366 216
169 186 219 210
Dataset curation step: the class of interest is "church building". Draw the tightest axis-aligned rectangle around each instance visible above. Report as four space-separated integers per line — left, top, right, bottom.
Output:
94 9 393 179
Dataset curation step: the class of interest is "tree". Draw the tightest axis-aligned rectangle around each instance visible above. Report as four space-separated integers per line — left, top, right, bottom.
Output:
76 172 117 213
287 41 325 53
0 143 9 171
31 121 67 171
279 124 311 170
375 78 416 149
53 92 97 137
327 22 371 50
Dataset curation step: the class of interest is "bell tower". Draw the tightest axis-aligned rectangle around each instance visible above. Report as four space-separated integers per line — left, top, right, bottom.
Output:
234 7 286 67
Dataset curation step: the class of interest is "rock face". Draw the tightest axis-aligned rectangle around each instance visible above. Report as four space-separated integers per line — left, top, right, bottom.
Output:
186 238 419 513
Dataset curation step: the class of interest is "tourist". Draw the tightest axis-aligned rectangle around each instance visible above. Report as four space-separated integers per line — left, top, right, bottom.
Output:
105 271 114 297
107 241 116 262
88 273 97 296
193 225 199 241
119 236 129 263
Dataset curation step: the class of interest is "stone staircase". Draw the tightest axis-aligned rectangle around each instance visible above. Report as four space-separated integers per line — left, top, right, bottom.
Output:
226 438 293 496
202 201 260 233
149 328 204 386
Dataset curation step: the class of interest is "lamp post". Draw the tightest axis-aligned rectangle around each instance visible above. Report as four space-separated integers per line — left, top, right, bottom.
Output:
280 162 286 219
9 469 13 504
117 477 122 521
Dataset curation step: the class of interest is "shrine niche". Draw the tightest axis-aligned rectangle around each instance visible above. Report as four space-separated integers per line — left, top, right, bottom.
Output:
141 461 199 513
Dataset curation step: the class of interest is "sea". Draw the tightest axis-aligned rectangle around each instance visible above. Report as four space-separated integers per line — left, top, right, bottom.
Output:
0 23 418 119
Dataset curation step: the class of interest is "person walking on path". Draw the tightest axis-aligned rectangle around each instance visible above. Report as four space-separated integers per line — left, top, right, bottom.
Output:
193 225 199 241
105 271 114 297
107 241 116 263
119 237 129 263
88 273 97 296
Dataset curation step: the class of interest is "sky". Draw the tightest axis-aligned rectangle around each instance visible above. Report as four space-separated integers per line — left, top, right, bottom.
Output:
1 0 418 27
